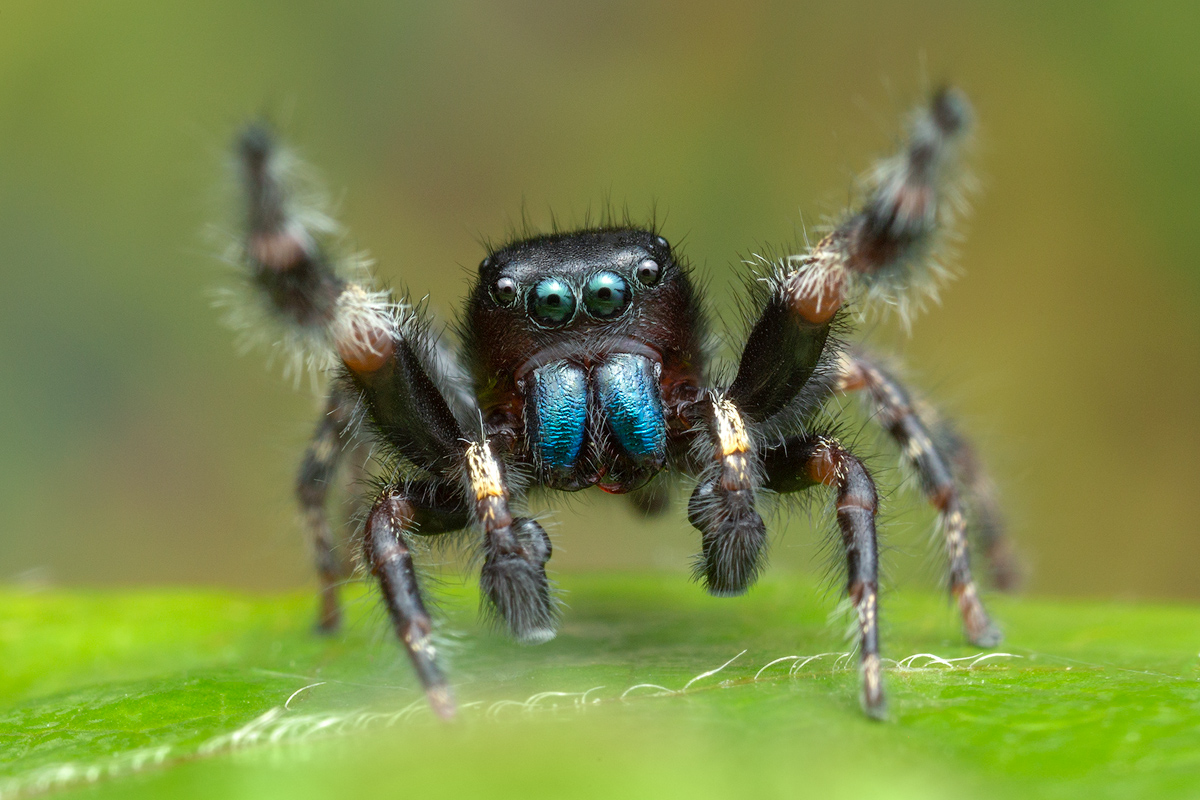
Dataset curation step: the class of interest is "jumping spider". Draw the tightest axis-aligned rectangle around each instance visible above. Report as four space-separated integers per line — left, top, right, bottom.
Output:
223 87 1016 720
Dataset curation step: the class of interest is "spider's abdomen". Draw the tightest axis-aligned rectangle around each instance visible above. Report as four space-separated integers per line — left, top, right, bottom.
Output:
526 353 667 492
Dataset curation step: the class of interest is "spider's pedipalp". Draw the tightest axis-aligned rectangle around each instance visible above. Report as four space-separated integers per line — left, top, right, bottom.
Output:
467 440 559 642
687 395 769 596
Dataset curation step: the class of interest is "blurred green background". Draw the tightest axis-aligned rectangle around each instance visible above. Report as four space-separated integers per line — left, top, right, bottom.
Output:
1 0 1197 601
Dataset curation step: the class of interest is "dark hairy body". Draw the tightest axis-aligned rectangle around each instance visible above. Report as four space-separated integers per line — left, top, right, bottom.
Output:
223 88 1016 720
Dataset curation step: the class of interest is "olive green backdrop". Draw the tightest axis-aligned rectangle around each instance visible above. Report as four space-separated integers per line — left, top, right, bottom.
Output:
2 0 1197 600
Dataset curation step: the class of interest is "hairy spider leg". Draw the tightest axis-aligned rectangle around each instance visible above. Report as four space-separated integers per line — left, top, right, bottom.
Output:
236 126 557 717
836 352 1003 646
363 491 455 719
684 88 976 713
687 182 851 595
762 436 884 719
338 286 556 656
237 126 347 339
296 388 359 632
934 417 1019 591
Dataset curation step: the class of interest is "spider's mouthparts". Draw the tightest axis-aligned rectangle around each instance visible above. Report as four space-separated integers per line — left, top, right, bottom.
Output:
513 336 662 381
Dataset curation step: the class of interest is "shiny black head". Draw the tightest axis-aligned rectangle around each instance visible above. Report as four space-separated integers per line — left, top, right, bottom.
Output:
464 226 705 423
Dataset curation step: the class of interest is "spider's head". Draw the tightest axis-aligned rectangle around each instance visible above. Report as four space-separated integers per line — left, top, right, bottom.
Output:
465 227 704 413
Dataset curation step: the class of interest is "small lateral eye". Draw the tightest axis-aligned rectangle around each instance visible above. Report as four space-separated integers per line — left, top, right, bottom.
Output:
492 276 518 306
528 277 577 327
635 258 661 286
583 271 630 319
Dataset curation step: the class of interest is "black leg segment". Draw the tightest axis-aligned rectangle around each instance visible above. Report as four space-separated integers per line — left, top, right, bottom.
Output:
363 489 457 719
764 435 885 719
295 389 359 633
727 289 836 423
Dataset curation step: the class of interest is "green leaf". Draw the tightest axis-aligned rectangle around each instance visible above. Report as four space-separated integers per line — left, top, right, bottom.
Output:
2 574 1199 799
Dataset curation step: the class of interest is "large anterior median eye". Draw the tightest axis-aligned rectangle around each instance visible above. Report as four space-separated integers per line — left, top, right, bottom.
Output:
528 277 577 327
583 271 630 319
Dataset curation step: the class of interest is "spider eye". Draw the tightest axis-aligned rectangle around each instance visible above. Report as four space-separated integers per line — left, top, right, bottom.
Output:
635 259 661 286
583 271 630 319
528 277 577 327
492 276 518 306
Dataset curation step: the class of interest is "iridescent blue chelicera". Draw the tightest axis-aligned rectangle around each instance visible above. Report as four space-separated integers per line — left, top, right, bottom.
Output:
594 353 666 466
528 361 587 478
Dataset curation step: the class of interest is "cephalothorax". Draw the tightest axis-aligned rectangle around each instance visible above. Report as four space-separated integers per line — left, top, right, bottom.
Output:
224 88 1016 720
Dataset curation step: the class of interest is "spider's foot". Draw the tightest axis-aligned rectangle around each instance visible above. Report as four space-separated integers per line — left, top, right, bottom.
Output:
425 684 457 721
967 621 1004 649
313 589 342 635
861 653 888 721
957 582 1003 647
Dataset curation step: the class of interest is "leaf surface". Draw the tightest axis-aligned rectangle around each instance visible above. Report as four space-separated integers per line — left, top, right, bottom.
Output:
2 575 1198 799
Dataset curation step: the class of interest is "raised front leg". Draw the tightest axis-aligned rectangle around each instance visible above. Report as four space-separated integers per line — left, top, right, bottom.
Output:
725 89 973 429
234 124 476 475
787 87 975 327
762 435 886 719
